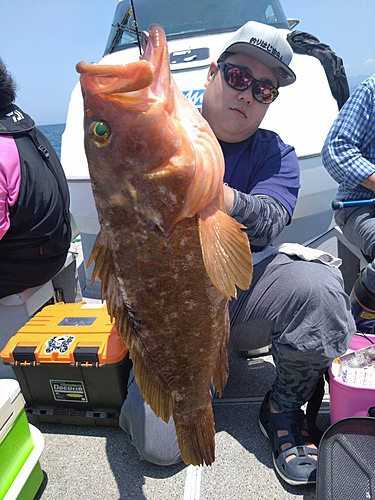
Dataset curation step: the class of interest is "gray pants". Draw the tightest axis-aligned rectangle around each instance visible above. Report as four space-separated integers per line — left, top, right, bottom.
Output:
119 253 355 465
335 205 375 293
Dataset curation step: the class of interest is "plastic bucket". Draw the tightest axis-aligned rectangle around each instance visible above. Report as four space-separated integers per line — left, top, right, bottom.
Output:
349 332 375 350
329 333 375 424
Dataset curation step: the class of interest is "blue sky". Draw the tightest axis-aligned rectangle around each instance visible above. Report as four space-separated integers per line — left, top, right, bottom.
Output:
1 0 374 125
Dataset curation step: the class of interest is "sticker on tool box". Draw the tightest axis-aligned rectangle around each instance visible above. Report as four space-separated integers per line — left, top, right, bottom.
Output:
45 335 75 354
50 380 88 402
58 316 97 326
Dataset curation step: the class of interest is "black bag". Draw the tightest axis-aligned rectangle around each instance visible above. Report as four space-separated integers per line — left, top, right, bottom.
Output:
316 417 375 499
287 31 350 110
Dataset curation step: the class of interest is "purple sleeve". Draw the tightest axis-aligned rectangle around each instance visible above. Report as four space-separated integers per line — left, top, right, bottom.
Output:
248 134 300 219
222 130 300 220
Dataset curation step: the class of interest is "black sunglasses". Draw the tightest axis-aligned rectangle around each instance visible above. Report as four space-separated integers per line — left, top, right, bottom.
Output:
218 62 279 104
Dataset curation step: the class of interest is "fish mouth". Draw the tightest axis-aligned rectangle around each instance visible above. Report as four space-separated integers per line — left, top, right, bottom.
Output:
76 60 153 95
142 24 167 65
142 24 171 95
230 107 247 118
76 24 171 110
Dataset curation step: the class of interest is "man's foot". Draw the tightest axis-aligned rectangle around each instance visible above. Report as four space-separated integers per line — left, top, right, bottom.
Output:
259 391 318 485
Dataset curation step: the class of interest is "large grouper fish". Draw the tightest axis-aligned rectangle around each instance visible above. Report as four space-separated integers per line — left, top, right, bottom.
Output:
76 24 252 466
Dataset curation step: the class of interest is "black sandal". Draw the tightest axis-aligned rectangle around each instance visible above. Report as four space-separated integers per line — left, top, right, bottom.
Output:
259 391 317 485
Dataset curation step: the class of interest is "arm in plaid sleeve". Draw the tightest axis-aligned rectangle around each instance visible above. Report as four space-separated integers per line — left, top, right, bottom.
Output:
322 77 375 193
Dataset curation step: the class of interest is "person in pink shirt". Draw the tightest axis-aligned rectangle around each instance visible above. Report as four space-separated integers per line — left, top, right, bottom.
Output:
0 135 21 239
0 58 71 298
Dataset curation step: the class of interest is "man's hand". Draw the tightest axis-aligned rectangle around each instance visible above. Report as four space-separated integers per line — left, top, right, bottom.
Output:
223 184 234 214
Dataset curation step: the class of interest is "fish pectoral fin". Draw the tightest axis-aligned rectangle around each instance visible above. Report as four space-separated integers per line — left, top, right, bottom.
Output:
198 204 253 300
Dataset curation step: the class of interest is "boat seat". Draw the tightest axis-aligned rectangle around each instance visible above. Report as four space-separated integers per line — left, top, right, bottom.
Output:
334 226 369 295
0 248 82 354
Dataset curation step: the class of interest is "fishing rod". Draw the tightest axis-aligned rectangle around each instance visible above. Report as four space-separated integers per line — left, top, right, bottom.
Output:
130 0 142 57
109 1 142 57
332 199 375 210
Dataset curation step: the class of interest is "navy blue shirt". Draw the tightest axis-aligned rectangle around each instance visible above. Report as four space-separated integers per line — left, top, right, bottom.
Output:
220 128 300 219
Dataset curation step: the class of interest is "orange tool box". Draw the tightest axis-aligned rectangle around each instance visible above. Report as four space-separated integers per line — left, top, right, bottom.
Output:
1 302 132 426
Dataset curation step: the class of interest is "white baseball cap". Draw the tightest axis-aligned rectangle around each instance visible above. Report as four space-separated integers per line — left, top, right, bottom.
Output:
219 21 296 87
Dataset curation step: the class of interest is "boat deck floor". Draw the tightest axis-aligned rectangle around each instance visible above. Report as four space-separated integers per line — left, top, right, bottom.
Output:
1 241 329 499
33 350 329 500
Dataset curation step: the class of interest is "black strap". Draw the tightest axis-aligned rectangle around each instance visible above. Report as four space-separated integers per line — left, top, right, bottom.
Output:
27 128 71 228
306 370 329 445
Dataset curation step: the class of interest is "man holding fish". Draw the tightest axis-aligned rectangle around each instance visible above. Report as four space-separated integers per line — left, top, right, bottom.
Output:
77 21 355 486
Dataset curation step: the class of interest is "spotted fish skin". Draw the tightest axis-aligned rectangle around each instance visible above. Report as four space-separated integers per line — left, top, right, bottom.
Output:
76 24 252 466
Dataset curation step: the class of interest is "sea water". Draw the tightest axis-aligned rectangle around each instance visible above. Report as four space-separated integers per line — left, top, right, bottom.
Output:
38 123 65 160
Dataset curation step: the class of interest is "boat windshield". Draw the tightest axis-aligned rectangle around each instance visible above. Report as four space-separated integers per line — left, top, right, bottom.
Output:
104 0 290 55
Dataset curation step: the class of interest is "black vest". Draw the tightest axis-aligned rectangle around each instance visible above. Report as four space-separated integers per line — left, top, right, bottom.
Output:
0 104 71 259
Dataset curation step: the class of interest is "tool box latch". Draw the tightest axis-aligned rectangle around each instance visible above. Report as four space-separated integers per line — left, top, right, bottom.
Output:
73 346 100 366
12 346 37 365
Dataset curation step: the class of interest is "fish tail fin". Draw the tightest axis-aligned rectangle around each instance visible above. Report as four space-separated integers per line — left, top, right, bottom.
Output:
173 404 215 466
198 204 253 300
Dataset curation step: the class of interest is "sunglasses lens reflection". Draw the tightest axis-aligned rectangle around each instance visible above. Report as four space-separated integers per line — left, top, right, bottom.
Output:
222 63 278 104
226 67 251 90
254 84 278 104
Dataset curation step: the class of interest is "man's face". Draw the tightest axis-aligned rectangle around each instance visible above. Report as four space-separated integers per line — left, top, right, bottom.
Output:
201 53 278 143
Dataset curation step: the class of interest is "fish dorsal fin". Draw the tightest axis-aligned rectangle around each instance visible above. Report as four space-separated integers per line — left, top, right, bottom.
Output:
87 229 133 318
87 229 174 423
198 203 253 300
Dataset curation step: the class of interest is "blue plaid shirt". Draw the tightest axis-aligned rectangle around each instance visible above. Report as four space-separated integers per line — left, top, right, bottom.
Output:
322 74 375 201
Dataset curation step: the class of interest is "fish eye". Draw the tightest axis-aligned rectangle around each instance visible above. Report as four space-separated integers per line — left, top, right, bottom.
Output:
90 120 111 147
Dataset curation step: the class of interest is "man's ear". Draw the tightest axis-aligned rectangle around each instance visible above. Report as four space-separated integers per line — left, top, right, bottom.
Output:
205 61 218 88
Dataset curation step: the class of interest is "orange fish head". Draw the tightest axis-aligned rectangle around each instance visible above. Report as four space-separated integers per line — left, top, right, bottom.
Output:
76 24 172 110
76 24 181 185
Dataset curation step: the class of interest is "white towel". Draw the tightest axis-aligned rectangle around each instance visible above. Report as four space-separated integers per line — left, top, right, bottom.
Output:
252 243 342 268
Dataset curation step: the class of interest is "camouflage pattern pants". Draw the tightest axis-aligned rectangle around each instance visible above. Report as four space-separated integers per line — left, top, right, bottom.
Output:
119 253 355 464
229 252 355 411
